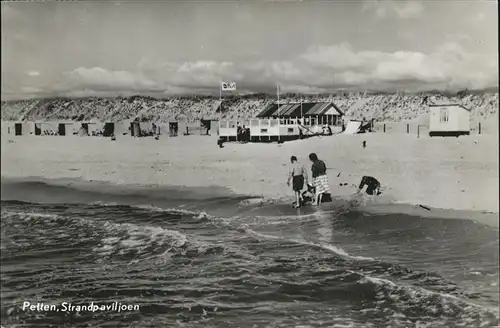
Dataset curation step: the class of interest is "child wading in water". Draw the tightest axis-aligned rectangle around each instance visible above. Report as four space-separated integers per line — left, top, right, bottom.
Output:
287 156 308 208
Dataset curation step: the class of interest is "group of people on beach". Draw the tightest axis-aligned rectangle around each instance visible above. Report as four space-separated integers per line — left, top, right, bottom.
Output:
287 153 331 208
287 153 383 208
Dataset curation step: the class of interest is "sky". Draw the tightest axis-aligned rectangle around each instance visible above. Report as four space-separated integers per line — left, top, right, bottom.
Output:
1 0 498 100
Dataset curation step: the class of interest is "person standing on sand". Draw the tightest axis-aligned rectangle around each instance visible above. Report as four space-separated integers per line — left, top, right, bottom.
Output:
287 156 307 208
309 153 330 206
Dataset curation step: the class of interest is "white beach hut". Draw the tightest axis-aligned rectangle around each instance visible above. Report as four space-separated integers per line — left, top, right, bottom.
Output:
57 121 75 136
23 121 35 135
429 104 470 137
41 122 58 135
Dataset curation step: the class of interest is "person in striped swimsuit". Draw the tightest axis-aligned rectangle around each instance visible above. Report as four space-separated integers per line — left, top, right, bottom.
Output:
308 153 330 206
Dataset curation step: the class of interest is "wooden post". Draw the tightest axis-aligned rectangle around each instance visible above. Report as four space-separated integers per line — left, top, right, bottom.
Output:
417 125 420 138
479 122 481 135
407 123 409 134
383 124 386 133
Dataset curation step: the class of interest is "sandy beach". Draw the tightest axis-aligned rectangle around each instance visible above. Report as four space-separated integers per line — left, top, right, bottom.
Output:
2 132 498 224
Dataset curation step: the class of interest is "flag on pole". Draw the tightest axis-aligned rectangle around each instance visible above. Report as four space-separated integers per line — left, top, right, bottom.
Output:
221 81 236 91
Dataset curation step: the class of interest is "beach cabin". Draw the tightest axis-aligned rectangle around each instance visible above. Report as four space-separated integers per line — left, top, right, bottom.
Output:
58 123 66 136
35 122 42 135
1 122 11 135
129 121 156 137
86 122 98 136
140 122 155 136
218 120 238 141
153 122 168 136
76 122 99 136
14 122 22 136
57 122 75 136
130 122 140 137
198 119 219 136
200 119 211 135
78 123 89 136
103 122 115 137
41 122 58 135
22 122 35 135
257 101 344 134
210 120 219 135
429 104 470 137
116 120 131 136
169 122 179 137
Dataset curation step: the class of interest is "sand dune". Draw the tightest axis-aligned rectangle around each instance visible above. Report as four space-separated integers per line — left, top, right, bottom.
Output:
1 93 498 123
1 133 498 218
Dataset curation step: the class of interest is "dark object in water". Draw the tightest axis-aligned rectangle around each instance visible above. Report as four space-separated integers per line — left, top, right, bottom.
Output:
154 135 159 140
337 172 341 177
419 204 431 211
362 141 366 148
111 136 116 141
294 184 332 206
217 138 224 148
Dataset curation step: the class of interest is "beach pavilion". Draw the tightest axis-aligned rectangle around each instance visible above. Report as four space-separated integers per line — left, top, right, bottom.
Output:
256 101 344 128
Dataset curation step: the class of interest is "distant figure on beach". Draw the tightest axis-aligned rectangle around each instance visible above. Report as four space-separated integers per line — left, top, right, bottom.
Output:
357 176 382 195
309 153 330 205
287 156 307 208
236 122 241 142
217 137 224 148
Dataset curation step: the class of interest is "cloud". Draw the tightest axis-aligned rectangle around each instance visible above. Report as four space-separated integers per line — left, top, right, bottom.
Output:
66 67 157 91
297 42 497 90
7 41 497 99
363 0 424 19
20 86 42 93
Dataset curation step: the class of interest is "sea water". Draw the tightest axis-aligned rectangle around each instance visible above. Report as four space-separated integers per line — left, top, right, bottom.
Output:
1 180 498 328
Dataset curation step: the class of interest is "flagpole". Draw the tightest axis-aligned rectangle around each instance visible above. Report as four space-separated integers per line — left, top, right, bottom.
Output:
300 96 303 118
277 83 280 116
277 83 280 142
219 80 222 121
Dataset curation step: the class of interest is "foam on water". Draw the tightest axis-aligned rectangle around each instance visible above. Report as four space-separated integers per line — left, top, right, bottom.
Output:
1 209 219 264
243 227 375 262
1 197 498 327
356 273 499 327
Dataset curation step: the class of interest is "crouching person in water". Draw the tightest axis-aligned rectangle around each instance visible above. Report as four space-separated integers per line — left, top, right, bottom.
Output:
287 156 308 208
357 176 382 195
309 153 330 206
